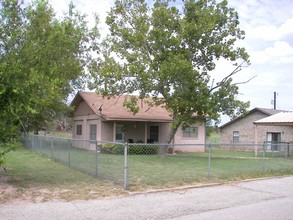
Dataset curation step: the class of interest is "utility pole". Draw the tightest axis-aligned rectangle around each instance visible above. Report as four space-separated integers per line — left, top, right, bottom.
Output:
273 91 276 110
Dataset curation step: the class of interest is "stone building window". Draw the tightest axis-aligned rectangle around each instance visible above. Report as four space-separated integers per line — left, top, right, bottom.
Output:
233 131 239 142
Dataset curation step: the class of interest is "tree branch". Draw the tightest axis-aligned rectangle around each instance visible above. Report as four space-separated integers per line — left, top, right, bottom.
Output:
209 61 247 93
232 75 257 86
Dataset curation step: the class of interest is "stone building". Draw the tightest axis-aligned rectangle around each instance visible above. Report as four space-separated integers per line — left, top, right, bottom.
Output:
220 108 291 145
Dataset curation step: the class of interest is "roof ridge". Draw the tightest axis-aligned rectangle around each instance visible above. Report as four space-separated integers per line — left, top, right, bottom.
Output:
72 91 173 122
220 107 290 129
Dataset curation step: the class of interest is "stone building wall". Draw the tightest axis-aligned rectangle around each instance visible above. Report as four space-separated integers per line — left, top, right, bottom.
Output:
221 111 293 145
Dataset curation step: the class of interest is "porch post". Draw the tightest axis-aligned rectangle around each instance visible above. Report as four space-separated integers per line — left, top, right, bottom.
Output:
113 122 116 142
144 122 148 143
254 124 258 157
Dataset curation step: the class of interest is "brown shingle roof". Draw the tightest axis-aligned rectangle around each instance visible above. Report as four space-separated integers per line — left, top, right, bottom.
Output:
220 107 288 129
255 108 286 116
71 92 173 122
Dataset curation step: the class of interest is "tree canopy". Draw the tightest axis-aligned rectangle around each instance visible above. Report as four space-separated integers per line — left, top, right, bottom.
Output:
89 0 250 143
0 0 99 164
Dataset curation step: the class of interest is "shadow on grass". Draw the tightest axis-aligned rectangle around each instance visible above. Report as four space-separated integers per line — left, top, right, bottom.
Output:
1 147 128 203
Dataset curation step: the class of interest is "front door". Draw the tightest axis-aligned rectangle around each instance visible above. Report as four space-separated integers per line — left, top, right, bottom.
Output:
266 132 281 151
149 126 159 143
115 124 124 142
88 124 97 150
89 124 97 141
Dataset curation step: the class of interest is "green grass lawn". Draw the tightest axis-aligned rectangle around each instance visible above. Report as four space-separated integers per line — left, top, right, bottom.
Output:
3 139 293 203
0 147 126 203
30 138 293 190
127 151 293 190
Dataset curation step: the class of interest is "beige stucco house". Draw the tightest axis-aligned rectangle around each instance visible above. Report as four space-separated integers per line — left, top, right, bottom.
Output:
220 108 293 148
71 91 206 152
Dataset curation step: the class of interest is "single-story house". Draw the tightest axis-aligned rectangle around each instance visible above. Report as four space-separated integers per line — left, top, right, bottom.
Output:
254 112 293 152
70 91 206 152
220 107 288 146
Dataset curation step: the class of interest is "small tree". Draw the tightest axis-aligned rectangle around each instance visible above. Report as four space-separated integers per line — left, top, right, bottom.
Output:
90 0 250 143
0 0 100 165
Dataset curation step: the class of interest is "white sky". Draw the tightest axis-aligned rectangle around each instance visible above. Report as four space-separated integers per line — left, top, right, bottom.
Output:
48 0 293 123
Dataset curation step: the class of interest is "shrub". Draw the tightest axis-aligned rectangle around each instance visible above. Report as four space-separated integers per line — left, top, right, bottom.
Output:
101 143 159 155
128 145 158 155
101 143 124 155
112 144 124 155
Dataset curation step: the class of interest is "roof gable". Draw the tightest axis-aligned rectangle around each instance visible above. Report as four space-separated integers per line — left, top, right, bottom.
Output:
71 92 173 122
253 107 285 116
220 107 287 129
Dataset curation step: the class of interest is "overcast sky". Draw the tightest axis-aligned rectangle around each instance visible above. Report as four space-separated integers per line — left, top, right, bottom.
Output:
49 0 293 123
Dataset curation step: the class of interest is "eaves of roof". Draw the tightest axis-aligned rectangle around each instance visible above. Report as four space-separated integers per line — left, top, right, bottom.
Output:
71 91 173 122
219 107 287 129
254 112 293 126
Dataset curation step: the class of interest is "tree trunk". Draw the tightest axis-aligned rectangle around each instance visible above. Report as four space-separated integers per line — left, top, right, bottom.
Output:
166 124 180 144
158 121 181 157
34 126 39 135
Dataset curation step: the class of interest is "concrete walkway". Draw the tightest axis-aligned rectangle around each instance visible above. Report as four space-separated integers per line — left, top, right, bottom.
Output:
1 176 293 220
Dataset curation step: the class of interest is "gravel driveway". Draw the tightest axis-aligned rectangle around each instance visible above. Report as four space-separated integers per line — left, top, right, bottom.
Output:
1 176 293 220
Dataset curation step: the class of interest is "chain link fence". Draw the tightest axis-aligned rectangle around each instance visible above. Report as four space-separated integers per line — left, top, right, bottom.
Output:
22 134 293 190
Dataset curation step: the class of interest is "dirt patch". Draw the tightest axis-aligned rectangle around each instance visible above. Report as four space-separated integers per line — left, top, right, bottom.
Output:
1 179 53 204
0 173 127 204
0 182 23 204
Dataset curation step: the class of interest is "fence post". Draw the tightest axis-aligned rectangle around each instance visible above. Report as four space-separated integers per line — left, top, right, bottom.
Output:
124 142 128 190
50 138 54 158
40 137 43 153
262 143 266 173
208 144 211 179
95 141 98 178
68 139 71 168
32 135 35 150
285 142 289 158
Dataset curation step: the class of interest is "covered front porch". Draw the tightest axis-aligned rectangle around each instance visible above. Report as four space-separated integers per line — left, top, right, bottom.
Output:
101 121 172 144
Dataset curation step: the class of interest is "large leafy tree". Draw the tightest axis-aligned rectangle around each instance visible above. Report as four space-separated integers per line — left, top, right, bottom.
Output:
0 0 99 164
90 0 250 143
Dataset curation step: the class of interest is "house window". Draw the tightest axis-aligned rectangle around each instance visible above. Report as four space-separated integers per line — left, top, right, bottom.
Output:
89 124 97 141
150 126 159 142
183 126 198 138
76 125 82 135
115 124 123 142
233 131 239 142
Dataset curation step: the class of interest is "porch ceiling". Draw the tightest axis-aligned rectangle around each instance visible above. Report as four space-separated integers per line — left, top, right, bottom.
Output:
102 117 172 123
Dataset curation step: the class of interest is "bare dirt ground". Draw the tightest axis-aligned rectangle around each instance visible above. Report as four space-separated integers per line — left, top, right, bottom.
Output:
0 171 126 204
0 175 74 204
